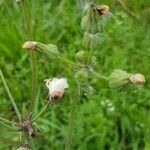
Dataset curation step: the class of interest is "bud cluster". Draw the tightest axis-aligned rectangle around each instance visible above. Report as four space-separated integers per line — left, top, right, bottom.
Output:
109 69 145 91
81 3 110 49
74 3 109 87
74 50 98 85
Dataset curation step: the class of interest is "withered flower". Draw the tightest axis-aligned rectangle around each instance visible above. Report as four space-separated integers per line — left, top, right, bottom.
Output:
22 41 37 50
45 78 68 102
96 5 109 15
20 119 35 137
129 73 145 84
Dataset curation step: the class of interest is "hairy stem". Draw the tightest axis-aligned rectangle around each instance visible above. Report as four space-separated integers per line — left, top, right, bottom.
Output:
65 84 80 150
20 0 36 118
0 116 16 125
92 70 109 80
58 56 84 67
29 51 36 116
0 121 20 131
0 135 24 147
32 103 49 122
0 69 21 122
116 0 139 20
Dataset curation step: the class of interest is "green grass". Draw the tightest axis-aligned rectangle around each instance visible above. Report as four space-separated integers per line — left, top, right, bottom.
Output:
0 0 150 149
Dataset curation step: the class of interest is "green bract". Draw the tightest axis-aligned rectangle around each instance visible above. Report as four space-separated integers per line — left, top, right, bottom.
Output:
37 43 59 60
109 69 131 90
81 15 90 31
74 68 89 84
75 50 87 64
91 56 98 67
82 32 100 49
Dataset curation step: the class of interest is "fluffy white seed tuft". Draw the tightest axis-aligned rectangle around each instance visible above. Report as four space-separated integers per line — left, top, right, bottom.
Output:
44 78 68 101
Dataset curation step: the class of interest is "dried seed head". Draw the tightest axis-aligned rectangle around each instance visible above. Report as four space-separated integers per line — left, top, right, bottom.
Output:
45 78 68 102
96 5 109 15
22 41 37 50
50 91 64 101
20 119 35 137
129 73 145 84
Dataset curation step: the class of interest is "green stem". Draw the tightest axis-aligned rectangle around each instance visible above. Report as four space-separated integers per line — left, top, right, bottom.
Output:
0 120 20 131
0 135 24 147
20 1 32 40
58 56 84 67
65 84 80 150
0 116 16 125
92 70 109 80
0 69 21 122
29 51 36 116
20 0 36 118
32 103 49 122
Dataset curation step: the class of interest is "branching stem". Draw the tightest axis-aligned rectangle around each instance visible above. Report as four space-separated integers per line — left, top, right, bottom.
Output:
32 103 49 122
58 56 84 67
92 70 109 80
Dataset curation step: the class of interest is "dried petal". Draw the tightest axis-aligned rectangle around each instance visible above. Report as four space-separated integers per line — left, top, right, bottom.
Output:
22 41 37 50
129 73 145 84
96 5 109 15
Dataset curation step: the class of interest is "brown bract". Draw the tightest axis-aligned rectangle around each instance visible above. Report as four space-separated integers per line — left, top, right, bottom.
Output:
20 119 35 137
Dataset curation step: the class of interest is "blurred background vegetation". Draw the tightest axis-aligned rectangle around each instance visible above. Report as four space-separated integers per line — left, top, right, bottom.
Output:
0 0 150 149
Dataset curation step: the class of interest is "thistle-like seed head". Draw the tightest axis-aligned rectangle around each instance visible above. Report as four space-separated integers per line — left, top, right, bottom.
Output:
129 73 145 84
45 78 68 103
50 91 64 101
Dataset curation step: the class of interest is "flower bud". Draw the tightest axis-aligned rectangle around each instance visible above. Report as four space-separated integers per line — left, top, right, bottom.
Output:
109 69 131 90
96 5 109 15
129 73 145 84
22 41 37 50
91 56 98 67
82 32 100 48
74 68 89 84
81 15 89 31
81 4 101 33
22 41 59 60
75 50 87 63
